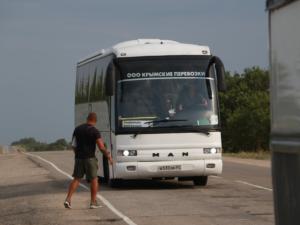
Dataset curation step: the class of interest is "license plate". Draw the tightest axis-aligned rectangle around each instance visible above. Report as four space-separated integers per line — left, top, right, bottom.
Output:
158 165 181 171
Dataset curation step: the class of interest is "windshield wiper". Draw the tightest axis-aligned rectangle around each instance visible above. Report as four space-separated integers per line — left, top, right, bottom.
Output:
131 120 185 138
131 124 210 138
145 119 188 125
165 125 211 136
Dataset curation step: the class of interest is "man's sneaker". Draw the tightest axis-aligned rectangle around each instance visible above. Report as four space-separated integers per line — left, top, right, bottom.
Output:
64 201 72 209
90 201 102 209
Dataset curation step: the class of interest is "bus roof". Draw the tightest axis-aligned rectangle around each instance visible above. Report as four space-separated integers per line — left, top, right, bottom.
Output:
77 39 211 66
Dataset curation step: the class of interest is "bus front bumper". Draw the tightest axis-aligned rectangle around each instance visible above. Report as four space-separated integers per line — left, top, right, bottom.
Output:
113 159 222 179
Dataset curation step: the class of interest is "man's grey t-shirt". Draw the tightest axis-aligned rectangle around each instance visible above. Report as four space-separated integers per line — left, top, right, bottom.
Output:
72 123 101 159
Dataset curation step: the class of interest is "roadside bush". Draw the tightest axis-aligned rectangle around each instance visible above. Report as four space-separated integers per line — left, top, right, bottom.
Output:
220 67 270 152
11 137 71 151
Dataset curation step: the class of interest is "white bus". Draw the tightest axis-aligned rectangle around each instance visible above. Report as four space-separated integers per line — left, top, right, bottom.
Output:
75 39 226 186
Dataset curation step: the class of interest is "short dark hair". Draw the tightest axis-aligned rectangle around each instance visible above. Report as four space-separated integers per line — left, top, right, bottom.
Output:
87 112 97 122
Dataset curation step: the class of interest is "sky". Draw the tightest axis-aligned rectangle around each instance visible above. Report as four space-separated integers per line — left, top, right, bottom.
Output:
0 0 268 145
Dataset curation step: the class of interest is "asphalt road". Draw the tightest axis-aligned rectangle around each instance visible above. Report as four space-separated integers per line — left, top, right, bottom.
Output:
0 151 274 225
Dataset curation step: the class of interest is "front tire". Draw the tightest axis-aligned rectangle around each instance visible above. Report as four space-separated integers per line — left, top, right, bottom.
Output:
193 176 208 186
103 157 109 183
108 178 123 188
103 157 123 187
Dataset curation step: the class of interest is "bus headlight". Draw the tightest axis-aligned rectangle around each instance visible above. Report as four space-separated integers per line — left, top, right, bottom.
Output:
210 148 217 154
117 150 137 156
203 148 222 154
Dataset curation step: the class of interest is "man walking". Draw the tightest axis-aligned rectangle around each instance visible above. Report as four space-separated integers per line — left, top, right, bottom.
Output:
64 112 113 209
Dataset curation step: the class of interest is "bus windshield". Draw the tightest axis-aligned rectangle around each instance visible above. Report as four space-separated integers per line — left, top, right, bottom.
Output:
116 56 219 131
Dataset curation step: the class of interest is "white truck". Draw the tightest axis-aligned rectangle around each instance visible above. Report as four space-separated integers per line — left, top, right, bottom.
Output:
75 39 226 186
267 0 300 224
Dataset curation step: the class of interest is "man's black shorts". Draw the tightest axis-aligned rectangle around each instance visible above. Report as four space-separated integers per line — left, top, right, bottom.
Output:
72 157 98 180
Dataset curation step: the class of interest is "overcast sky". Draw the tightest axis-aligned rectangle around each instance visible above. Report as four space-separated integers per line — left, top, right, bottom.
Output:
0 0 268 145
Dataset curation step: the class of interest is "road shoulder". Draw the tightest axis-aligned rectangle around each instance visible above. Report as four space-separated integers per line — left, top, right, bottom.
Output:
0 152 126 225
223 156 271 168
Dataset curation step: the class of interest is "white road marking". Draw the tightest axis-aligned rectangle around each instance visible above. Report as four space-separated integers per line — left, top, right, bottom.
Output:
210 175 272 192
24 152 137 225
235 180 273 192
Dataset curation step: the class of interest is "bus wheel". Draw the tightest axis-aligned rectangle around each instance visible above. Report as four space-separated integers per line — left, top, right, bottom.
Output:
103 157 109 183
109 178 123 188
193 176 208 186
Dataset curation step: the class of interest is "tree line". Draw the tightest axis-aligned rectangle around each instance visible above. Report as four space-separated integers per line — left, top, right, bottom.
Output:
220 67 270 152
11 138 71 151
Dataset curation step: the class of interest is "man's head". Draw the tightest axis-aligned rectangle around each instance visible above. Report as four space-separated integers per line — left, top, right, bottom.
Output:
87 112 97 125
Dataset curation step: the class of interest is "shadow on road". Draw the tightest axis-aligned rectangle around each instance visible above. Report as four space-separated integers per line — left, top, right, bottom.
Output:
98 179 197 191
0 179 85 200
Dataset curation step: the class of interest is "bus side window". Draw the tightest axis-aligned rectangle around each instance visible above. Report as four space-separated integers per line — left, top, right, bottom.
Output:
105 62 115 96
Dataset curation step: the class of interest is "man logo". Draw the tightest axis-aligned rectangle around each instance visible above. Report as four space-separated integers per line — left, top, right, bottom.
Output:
168 153 174 157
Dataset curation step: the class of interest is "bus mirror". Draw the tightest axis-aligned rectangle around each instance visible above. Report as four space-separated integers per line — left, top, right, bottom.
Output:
105 63 115 96
208 56 226 92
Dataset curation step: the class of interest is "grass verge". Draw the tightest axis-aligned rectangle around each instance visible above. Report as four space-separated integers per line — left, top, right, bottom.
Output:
223 151 270 160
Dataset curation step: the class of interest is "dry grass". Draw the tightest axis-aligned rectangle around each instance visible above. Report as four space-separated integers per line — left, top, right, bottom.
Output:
223 151 270 160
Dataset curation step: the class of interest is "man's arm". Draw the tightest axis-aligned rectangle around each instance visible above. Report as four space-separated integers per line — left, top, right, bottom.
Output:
96 138 113 165
71 135 77 154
